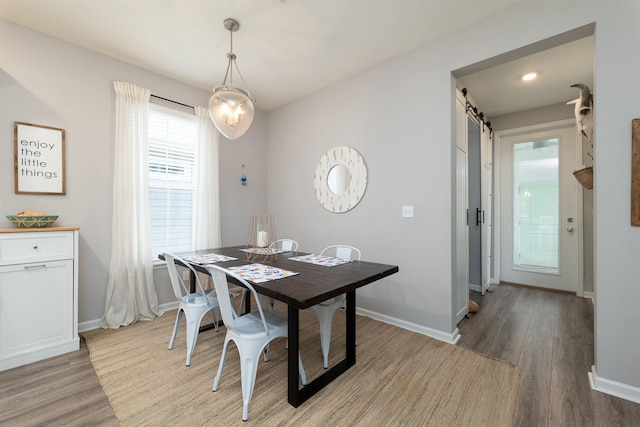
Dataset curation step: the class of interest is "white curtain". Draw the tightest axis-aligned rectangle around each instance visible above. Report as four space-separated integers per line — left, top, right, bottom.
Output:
193 106 222 250
101 81 162 329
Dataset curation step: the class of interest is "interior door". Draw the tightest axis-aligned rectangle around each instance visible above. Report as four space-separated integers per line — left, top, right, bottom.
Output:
480 124 492 295
498 122 581 292
455 93 469 323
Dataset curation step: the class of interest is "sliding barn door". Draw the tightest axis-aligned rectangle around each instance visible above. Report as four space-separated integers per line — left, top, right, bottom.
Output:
480 124 493 295
455 93 469 323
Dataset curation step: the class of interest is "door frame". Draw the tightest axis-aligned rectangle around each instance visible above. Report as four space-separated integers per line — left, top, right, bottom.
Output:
493 119 584 296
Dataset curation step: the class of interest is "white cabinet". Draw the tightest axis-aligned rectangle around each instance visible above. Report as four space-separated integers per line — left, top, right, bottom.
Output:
0 228 79 371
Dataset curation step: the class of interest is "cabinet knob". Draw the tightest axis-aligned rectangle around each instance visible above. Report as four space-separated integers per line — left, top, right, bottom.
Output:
33 245 38 249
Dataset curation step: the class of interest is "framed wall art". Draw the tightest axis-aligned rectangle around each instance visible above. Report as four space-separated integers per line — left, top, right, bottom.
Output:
14 121 66 195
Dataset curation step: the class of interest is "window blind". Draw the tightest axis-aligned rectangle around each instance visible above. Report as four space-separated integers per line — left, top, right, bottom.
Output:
148 102 197 258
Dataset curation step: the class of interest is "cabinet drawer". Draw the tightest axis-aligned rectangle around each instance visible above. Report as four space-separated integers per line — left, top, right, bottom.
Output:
0 232 74 265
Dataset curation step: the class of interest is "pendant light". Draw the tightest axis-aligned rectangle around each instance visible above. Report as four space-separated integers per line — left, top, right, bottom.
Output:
209 18 255 140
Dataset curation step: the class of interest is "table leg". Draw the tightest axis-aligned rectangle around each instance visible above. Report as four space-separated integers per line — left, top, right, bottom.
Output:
287 290 357 407
189 270 196 293
287 305 300 406
244 290 251 314
345 290 356 364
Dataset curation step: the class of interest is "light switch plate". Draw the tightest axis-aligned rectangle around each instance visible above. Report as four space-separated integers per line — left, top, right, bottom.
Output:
402 205 414 218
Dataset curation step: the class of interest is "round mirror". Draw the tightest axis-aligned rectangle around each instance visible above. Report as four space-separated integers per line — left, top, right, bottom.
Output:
314 146 367 213
327 164 351 195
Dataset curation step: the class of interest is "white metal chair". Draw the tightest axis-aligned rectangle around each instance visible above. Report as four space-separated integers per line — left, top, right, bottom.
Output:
269 238 299 252
311 245 361 368
164 252 220 366
206 264 307 422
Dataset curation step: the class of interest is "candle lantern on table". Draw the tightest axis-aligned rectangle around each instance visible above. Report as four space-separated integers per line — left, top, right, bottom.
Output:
245 214 277 263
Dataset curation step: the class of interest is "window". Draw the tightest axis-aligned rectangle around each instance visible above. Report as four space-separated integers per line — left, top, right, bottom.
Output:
512 138 559 271
148 103 197 259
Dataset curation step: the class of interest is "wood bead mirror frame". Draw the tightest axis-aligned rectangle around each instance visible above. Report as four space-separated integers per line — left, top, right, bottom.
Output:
314 146 367 213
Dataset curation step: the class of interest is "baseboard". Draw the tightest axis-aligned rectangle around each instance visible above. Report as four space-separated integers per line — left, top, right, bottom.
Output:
356 307 459 344
159 301 180 312
500 280 576 295
583 291 594 300
0 338 79 371
80 302 459 345
589 365 640 404
78 301 180 333
78 320 101 333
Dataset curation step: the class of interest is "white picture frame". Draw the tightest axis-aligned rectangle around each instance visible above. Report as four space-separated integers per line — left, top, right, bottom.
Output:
14 121 66 195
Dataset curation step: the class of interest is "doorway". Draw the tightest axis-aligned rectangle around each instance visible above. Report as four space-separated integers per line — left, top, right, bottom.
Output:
454 90 493 325
452 26 595 334
496 121 582 293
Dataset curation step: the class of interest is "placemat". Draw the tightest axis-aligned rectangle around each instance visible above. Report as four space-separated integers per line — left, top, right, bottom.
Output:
228 263 298 283
182 253 237 264
289 254 353 267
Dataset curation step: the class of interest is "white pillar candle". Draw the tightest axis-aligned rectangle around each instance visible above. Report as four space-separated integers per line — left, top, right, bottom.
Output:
257 230 268 247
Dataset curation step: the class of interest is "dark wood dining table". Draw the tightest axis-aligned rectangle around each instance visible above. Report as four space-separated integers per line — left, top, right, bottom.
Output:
161 246 399 407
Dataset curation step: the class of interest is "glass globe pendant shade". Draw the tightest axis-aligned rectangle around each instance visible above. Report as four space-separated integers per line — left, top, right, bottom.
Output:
208 84 255 140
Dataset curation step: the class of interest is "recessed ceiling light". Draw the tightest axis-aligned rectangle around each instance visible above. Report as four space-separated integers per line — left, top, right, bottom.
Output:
522 72 537 81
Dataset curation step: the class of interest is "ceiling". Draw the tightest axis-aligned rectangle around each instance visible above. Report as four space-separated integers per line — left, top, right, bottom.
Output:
456 35 594 118
1 0 593 117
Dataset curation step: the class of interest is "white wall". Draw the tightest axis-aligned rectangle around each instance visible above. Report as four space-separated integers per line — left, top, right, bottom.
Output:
267 1 640 397
0 20 268 326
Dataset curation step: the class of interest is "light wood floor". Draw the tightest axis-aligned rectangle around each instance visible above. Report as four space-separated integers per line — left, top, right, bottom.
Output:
1 284 638 426
0 338 118 426
457 283 640 426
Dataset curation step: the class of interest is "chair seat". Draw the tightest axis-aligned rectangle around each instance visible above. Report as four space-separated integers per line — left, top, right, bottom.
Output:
233 310 288 338
182 288 216 305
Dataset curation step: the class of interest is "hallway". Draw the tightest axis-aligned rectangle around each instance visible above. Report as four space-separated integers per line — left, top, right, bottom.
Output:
457 283 640 426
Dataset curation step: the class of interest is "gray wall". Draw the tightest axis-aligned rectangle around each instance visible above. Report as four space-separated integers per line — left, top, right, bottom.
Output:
0 20 268 327
491 102 574 132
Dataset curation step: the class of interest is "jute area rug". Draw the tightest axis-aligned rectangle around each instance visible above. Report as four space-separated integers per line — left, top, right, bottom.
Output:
82 306 519 426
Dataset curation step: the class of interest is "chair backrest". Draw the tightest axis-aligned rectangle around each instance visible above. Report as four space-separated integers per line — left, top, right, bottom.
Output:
206 264 269 336
163 252 212 302
270 239 298 251
320 245 362 261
